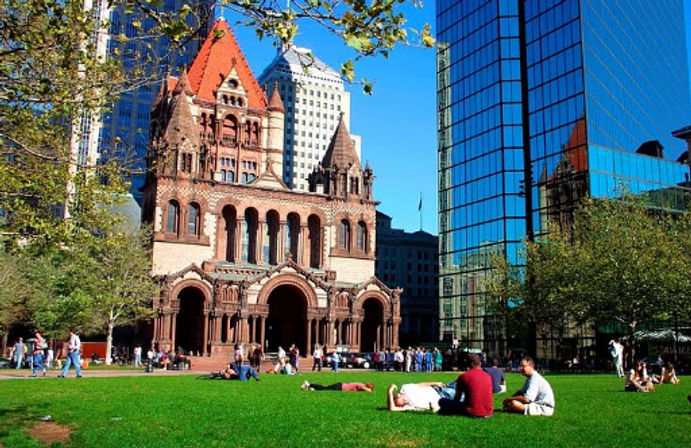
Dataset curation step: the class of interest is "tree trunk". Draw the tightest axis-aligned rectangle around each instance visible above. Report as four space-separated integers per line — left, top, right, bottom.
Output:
626 321 637 370
1 331 7 357
105 309 115 365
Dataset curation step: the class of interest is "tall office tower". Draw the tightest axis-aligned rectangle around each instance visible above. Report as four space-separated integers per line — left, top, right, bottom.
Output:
73 1 214 204
258 45 361 190
436 0 691 346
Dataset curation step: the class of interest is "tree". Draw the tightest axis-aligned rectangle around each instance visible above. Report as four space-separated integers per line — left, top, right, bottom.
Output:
79 224 159 364
486 193 691 363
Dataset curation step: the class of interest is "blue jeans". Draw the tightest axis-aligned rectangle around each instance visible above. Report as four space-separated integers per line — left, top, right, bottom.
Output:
14 355 23 369
332 361 338 372
32 353 45 375
233 365 259 381
61 350 82 377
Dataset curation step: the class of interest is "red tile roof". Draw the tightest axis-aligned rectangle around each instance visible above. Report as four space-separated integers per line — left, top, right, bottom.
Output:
187 19 267 109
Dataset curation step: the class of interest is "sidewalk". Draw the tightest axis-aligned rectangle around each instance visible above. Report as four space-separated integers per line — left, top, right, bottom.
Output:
0 367 205 380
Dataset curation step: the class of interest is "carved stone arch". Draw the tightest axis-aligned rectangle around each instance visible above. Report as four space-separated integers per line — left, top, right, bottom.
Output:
169 278 213 310
354 291 390 316
213 197 243 215
256 273 318 309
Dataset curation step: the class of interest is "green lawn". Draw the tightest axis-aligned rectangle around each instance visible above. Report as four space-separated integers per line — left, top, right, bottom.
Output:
0 372 689 447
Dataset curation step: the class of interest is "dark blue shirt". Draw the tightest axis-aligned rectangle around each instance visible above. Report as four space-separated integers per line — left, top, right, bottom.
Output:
483 366 505 394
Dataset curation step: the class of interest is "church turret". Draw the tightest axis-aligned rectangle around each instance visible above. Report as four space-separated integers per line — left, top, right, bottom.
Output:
266 82 285 178
309 114 368 200
163 68 199 177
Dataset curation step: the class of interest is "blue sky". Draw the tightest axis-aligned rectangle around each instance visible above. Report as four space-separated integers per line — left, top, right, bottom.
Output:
228 1 691 235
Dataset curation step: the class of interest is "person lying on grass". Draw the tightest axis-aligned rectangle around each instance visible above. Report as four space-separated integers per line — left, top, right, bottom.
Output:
503 356 555 416
387 382 447 412
301 381 373 392
212 364 261 381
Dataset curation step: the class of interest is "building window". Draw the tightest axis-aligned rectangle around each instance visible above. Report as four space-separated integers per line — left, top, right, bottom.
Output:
188 203 200 236
166 201 180 235
356 221 367 251
339 219 351 251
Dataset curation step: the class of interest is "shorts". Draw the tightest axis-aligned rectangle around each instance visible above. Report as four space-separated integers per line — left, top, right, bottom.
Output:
524 402 554 416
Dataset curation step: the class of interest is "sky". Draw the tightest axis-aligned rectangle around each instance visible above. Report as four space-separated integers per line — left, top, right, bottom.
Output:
223 1 691 236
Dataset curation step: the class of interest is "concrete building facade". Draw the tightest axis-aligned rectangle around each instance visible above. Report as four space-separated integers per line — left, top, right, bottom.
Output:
257 45 361 191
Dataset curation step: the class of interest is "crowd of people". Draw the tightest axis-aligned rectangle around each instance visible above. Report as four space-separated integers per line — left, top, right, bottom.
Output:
7 330 82 377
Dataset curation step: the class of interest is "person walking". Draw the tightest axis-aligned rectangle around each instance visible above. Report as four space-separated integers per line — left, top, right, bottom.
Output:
312 344 323 372
10 337 25 369
30 331 47 377
133 345 142 367
331 351 340 373
59 330 82 378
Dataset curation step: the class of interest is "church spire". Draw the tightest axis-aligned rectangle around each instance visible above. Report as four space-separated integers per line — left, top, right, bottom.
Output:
321 113 361 170
267 82 284 113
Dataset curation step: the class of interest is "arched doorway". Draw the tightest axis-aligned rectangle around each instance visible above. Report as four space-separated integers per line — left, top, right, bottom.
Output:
360 297 383 352
175 287 206 354
266 285 307 354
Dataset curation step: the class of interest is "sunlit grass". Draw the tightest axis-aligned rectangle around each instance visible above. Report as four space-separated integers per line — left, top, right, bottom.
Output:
0 372 689 447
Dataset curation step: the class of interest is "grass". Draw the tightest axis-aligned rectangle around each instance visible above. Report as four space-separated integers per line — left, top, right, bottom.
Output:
0 371 689 447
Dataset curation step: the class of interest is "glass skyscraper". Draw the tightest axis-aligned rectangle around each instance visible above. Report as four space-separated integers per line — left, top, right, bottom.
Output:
436 0 691 345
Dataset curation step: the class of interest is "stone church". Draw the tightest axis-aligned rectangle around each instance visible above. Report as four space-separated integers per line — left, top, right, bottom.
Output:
143 19 401 357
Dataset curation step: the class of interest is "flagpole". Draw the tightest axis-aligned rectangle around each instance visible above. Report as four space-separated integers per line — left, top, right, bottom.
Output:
419 192 423 231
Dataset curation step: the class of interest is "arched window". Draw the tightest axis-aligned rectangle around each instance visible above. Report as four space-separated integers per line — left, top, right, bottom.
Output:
339 219 351 251
308 215 321 268
222 205 236 262
166 200 180 235
227 171 235 182
356 221 367 252
285 213 300 259
222 115 238 145
265 211 280 265
242 172 248 183
188 203 200 236
252 122 260 145
242 208 258 263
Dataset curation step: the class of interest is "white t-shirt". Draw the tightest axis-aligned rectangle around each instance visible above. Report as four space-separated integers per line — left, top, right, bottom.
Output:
399 384 442 411
520 372 555 408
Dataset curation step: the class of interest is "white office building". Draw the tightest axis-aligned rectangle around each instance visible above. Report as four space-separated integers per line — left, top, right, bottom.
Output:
258 45 361 191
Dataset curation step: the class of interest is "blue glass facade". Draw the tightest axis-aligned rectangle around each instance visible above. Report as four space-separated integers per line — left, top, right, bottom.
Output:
437 0 691 343
99 1 214 203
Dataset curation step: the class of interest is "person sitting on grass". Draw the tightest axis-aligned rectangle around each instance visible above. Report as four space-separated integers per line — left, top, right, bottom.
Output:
503 356 555 416
301 381 373 392
484 358 507 394
437 354 494 417
625 360 654 392
656 362 680 385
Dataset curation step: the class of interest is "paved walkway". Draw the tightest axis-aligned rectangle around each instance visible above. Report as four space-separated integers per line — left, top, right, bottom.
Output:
0 368 205 380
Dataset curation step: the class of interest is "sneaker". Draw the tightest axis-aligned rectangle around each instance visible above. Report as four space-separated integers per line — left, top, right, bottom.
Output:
301 380 310 390
76 375 82 378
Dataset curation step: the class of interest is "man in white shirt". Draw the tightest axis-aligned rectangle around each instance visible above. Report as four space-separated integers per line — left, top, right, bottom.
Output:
387 382 451 412
609 339 624 378
503 356 555 416
59 330 82 378
133 345 142 367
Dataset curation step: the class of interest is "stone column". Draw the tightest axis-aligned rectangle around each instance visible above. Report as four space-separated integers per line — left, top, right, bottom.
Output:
327 320 335 349
259 316 266 351
152 314 160 343
170 314 177 349
392 322 400 349
319 226 326 269
235 218 243 262
305 318 312 354
241 317 250 343
202 312 209 355
256 221 265 265
215 214 224 260
278 221 286 261
299 224 309 266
